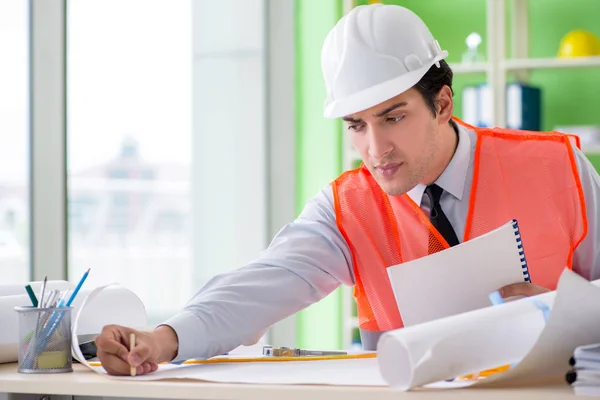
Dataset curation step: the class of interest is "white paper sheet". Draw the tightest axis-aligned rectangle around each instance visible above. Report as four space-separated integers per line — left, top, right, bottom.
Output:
387 220 528 327
80 320 384 387
377 269 600 390
89 358 387 386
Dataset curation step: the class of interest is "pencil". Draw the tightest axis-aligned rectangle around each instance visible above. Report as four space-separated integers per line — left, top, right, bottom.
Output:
182 352 377 364
130 333 136 377
66 268 90 307
38 276 47 308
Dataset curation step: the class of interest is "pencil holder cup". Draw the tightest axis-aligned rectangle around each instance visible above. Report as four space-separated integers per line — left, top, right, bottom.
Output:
15 306 73 373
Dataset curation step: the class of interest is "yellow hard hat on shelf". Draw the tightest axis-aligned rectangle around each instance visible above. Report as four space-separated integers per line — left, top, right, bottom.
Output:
557 30 600 58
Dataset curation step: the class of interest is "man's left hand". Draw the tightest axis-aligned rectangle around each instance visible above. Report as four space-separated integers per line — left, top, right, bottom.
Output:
498 282 550 298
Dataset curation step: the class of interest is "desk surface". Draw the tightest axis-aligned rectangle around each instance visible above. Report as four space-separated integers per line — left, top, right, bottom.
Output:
0 363 576 399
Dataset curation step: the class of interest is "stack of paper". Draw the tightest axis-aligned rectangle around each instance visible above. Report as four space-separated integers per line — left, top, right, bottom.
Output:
566 344 600 396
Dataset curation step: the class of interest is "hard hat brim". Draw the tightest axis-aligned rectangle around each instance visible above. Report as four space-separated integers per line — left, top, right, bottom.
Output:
323 52 448 119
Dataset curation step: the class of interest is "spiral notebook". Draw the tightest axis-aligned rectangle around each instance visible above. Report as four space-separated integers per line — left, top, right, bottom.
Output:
387 219 531 327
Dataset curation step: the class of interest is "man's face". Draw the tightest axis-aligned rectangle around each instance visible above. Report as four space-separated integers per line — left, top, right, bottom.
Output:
343 88 444 196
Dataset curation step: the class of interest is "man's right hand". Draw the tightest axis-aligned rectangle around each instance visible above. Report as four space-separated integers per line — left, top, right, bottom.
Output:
94 324 178 376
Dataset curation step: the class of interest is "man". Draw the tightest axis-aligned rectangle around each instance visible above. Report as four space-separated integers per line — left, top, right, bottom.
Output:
95 4 600 376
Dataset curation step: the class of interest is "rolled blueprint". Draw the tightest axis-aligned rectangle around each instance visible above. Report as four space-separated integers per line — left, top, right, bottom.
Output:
377 270 600 390
71 284 147 364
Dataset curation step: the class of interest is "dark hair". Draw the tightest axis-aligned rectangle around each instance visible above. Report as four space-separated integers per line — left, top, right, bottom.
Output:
413 59 454 117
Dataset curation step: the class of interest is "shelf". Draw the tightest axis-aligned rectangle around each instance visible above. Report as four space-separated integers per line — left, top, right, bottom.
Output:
451 57 600 73
503 56 600 71
449 62 488 74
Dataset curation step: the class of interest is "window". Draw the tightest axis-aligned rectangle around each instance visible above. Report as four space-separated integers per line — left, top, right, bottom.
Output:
67 0 269 329
0 0 30 284
67 0 193 324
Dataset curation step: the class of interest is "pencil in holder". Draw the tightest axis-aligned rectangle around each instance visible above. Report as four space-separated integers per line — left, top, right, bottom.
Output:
14 306 73 373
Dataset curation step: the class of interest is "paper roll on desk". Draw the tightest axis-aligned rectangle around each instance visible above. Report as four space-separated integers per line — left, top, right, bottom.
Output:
70 284 147 365
0 282 147 364
377 269 600 390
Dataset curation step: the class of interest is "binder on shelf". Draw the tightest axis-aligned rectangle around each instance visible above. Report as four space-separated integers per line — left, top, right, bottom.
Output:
461 85 478 127
461 83 541 131
460 83 491 128
506 83 541 131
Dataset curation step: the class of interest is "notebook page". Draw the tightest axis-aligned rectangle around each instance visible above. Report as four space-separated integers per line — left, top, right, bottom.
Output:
387 220 527 327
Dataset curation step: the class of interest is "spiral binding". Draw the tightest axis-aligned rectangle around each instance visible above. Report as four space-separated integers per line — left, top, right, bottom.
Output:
511 219 531 283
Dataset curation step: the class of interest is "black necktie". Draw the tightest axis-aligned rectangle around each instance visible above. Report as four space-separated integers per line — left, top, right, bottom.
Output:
424 184 459 247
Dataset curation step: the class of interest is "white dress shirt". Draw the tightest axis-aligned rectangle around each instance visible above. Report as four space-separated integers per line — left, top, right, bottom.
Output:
163 123 600 361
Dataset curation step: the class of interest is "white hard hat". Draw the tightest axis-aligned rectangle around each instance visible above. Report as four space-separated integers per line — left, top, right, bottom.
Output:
321 4 448 119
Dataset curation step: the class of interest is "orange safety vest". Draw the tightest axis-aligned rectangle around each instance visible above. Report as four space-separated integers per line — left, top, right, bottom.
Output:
332 118 587 348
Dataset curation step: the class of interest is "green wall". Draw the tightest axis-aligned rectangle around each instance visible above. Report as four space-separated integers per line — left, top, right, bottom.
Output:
295 0 344 349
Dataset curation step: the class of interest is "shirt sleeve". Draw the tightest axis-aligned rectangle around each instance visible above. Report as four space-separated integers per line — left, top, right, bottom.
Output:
161 185 354 361
571 146 600 281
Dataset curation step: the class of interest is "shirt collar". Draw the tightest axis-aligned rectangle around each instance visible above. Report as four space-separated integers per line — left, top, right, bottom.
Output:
406 123 472 206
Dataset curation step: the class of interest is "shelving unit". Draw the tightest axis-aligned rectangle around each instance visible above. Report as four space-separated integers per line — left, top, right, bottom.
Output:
503 55 600 71
449 62 489 74
339 0 600 350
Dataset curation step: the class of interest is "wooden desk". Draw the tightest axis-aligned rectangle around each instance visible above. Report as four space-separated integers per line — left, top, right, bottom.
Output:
0 363 576 400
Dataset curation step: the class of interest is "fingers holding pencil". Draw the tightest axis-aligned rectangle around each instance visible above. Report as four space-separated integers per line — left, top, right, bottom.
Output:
95 325 159 376
130 333 136 376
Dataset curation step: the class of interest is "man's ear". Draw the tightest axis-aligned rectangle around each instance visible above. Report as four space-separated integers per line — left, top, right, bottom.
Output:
436 85 454 125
